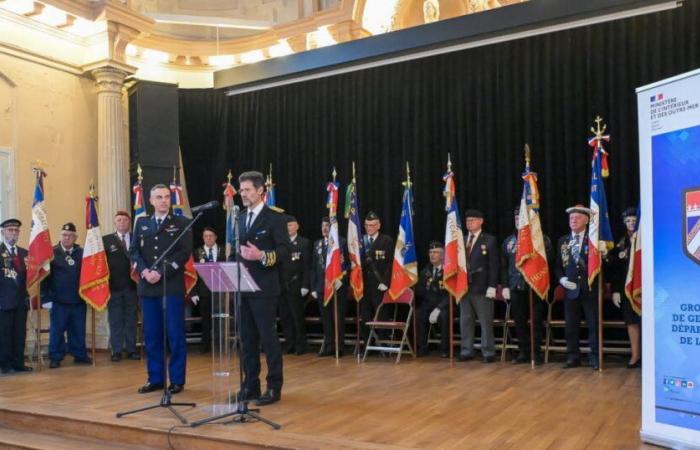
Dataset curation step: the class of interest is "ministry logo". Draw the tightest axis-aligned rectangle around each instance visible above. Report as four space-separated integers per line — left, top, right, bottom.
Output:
684 187 700 265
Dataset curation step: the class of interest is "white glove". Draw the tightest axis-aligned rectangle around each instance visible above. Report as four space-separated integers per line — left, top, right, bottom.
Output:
378 283 388 292
501 287 511 300
334 280 342 290
559 277 577 290
191 295 199 305
612 292 621 308
301 288 309 296
42 302 53 310
311 291 318 299
429 308 440 324
485 287 497 299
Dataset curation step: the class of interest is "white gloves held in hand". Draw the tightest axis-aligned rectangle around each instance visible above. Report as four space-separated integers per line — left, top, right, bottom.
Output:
485 287 497 299
42 302 53 310
501 288 511 300
191 295 199 305
301 288 309 296
378 283 388 292
311 291 318 299
559 277 577 290
429 308 440 324
612 292 621 308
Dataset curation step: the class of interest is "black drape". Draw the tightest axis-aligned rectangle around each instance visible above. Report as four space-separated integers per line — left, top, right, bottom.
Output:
179 2 700 261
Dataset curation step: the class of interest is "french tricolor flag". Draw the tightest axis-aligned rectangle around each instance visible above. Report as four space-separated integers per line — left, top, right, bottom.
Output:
79 191 111 310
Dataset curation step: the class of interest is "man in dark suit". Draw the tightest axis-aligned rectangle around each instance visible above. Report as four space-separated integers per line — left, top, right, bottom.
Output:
130 184 192 394
191 227 226 353
278 215 311 355
415 241 450 358
103 210 139 362
310 217 349 357
361 211 394 343
41 222 92 368
235 171 288 406
554 204 600 370
0 219 32 374
459 209 499 363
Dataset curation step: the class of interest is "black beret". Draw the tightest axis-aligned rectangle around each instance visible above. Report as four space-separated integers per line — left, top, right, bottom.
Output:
0 218 21 228
61 222 77 233
428 240 444 250
365 211 380 221
321 216 330 224
622 207 637 219
464 209 484 219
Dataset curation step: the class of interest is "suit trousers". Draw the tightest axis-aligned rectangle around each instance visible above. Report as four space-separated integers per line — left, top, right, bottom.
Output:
564 291 599 363
416 299 449 353
459 292 495 357
240 294 283 392
0 307 28 369
107 288 138 354
318 289 347 351
279 289 307 351
141 295 187 385
510 289 546 356
49 302 87 362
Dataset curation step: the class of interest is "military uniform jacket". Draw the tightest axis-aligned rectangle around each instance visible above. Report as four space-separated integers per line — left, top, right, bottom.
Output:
310 236 348 297
103 233 136 292
362 233 393 288
554 232 596 299
193 244 226 298
500 232 553 291
281 236 311 294
130 214 192 297
0 243 28 311
607 234 632 292
41 244 83 304
415 265 449 310
466 232 499 295
235 206 288 298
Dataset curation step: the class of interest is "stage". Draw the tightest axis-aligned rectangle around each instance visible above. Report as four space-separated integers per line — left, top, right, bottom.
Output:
0 350 651 449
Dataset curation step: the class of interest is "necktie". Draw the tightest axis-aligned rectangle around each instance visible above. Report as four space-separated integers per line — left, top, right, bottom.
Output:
433 267 438 279
369 236 375 247
120 234 127 250
466 234 475 256
247 211 254 230
8 246 15 258
156 218 162 229
571 235 581 262
208 247 214 262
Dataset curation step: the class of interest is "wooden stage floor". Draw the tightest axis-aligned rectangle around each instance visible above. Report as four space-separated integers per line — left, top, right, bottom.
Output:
0 350 653 449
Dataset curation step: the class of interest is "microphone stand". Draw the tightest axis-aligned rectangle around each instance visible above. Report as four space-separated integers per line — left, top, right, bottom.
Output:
116 213 201 424
191 207 280 429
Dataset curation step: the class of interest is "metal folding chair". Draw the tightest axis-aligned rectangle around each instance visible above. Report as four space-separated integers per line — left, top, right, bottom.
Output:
362 289 415 364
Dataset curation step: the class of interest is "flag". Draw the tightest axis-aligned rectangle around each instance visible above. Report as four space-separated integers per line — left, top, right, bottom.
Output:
587 122 614 287
79 190 111 311
264 172 276 207
223 172 237 260
170 174 198 295
130 171 146 282
388 171 418 299
324 180 344 305
344 180 364 302
514 156 550 299
442 165 468 302
625 215 642 315
27 168 53 290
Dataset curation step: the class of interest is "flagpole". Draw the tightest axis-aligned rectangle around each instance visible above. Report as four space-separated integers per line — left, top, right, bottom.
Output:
355 301 361 363
598 269 604 371
36 297 43 370
91 306 96 367
529 289 535 369
333 292 339 362
449 295 454 362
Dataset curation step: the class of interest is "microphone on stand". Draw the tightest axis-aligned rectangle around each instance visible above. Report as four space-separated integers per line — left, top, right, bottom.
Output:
191 200 219 214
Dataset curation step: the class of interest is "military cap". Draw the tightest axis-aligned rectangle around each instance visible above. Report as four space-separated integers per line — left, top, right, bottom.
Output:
61 222 77 233
0 218 21 228
464 209 484 219
321 216 330 224
365 211 380 221
286 215 298 223
621 207 637 219
565 204 591 217
428 240 444 250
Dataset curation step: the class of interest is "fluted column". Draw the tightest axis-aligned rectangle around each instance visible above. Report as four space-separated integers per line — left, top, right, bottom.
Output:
93 66 129 235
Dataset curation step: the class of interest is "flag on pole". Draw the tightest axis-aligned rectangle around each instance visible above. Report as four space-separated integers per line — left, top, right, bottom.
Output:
515 146 550 299
130 165 146 282
587 117 614 287
79 187 111 311
625 213 642 315
442 157 468 302
27 168 53 290
344 166 364 302
389 164 418 300
223 170 237 260
170 170 198 295
324 172 344 305
264 165 276 207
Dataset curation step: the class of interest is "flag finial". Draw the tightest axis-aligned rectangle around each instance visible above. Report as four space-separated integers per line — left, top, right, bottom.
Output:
332 167 337 182
591 116 607 139
227 169 232 184
524 144 531 169
137 163 143 183
403 161 412 188
352 161 356 183
447 153 452 172
88 180 96 198
172 165 177 184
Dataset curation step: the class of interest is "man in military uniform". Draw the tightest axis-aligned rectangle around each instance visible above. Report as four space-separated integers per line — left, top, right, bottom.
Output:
500 208 552 364
235 171 288 406
103 211 139 362
0 219 32 374
310 217 349 357
278 215 311 355
130 184 192 394
415 241 450 357
554 204 600 370
459 209 499 363
41 222 91 368
191 227 225 353
361 211 393 344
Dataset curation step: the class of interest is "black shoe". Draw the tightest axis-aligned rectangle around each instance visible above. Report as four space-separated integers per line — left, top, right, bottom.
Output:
627 359 641 369
127 352 141 361
233 388 261 403
49 360 60 369
137 382 163 394
12 365 33 372
563 359 581 369
111 353 122 362
512 354 529 364
457 354 473 362
74 357 92 365
168 384 184 394
255 389 281 406
1 367 12 374
482 355 497 364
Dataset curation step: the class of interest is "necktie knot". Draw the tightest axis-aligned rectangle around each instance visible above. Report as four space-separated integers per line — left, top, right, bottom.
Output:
207 247 214 262
9 247 15 257
156 218 162 228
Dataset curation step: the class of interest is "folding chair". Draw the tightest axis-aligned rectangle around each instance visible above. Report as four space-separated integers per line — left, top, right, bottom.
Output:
544 285 565 363
362 289 415 363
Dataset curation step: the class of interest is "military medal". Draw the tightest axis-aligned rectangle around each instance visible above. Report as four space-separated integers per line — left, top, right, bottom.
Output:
481 244 487 255
66 255 75 266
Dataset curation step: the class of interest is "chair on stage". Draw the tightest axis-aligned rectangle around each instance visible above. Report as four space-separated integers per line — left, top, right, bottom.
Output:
492 286 515 362
362 289 415 364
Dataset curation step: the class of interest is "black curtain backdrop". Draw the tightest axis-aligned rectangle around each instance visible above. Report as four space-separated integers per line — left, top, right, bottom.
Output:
179 2 699 262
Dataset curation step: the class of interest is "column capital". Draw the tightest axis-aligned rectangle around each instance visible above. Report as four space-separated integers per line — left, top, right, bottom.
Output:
88 62 135 94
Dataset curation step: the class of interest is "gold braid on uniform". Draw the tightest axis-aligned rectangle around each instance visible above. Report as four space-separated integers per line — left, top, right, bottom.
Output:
264 251 277 267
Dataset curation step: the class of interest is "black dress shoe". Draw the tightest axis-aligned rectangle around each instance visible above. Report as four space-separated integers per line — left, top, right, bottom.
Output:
1 367 13 374
111 353 122 362
138 382 164 394
127 353 141 361
482 355 497 364
233 388 261 403
49 360 61 369
512 354 529 364
255 389 281 406
563 359 581 369
168 384 184 394
457 354 473 362
627 359 641 369
13 365 33 372
74 357 92 365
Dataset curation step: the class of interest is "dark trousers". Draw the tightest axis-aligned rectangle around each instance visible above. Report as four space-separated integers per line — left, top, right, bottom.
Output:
279 289 307 351
318 288 347 351
510 289 546 357
107 288 138 354
0 307 28 370
141 296 187 385
564 291 599 363
415 301 449 353
240 294 283 392
49 302 87 362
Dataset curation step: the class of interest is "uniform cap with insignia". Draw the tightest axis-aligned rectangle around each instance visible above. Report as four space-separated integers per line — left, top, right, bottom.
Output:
464 209 484 219
365 211 380 221
621 207 637 219
61 222 77 232
565 204 591 217
0 218 21 228
286 215 298 223
428 240 444 249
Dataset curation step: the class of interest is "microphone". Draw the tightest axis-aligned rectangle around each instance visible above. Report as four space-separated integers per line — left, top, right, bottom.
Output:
191 200 219 214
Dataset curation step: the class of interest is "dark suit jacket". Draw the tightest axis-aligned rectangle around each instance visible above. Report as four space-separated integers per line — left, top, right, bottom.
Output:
281 235 311 295
466 232 499 295
415 265 449 310
362 233 394 288
41 244 83 305
0 244 28 311
103 233 136 292
310 236 349 298
193 244 226 298
554 232 595 299
129 214 192 297
235 206 289 298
